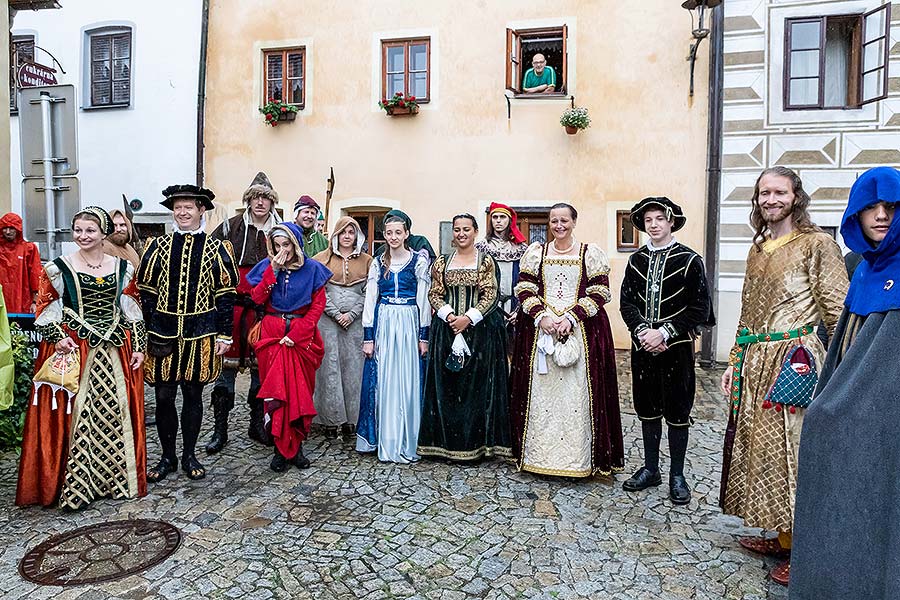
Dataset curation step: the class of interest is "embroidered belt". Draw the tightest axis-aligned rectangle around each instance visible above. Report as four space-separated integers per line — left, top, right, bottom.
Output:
730 324 814 417
379 297 416 306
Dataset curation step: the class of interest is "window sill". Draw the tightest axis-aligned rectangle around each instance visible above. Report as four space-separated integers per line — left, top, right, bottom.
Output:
81 103 131 111
510 93 569 100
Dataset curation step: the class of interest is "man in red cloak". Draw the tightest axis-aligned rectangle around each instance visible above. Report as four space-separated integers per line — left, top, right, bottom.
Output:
0 212 42 314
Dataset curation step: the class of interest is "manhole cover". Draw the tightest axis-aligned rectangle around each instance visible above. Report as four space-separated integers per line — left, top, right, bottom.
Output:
19 519 181 586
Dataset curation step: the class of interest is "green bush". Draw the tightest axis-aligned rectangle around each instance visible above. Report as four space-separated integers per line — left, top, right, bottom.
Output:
0 324 36 452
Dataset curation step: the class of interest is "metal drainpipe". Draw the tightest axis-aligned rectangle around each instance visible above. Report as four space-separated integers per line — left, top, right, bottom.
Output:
700 6 724 367
196 0 210 186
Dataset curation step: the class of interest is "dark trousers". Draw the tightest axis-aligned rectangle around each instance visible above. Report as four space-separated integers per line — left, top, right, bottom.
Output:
155 382 206 461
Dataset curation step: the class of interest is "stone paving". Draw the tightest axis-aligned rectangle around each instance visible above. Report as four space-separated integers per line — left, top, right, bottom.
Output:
0 352 789 599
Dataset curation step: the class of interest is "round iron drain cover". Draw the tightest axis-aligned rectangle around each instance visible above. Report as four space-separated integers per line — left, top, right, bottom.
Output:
19 519 181 586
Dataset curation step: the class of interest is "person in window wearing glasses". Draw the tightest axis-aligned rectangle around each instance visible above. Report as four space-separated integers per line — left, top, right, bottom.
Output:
522 53 556 94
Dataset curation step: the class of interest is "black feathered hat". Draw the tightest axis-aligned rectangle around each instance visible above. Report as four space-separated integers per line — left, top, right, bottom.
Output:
161 184 216 211
629 196 687 233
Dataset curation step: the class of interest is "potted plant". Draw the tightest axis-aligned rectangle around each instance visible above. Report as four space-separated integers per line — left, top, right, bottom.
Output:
379 92 419 116
560 107 590 135
259 98 299 127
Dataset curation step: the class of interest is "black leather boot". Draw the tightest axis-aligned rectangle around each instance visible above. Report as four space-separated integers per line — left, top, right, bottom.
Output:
669 474 692 505
205 387 233 454
270 447 288 472
290 444 311 469
247 386 273 446
622 467 663 492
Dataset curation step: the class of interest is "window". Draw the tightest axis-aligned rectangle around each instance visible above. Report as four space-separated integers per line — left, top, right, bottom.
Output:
263 47 305 108
381 38 430 102
512 208 550 244
616 210 640 252
87 28 132 107
784 5 890 110
9 34 35 113
348 209 388 255
506 26 568 96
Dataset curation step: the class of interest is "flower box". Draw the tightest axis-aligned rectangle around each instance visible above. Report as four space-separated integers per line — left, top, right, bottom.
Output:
277 111 297 122
385 105 419 117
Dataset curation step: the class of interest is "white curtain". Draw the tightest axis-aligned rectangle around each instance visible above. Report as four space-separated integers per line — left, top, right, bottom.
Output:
823 21 851 107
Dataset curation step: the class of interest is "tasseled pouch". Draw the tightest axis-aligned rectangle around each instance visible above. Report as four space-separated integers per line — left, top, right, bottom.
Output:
762 344 818 414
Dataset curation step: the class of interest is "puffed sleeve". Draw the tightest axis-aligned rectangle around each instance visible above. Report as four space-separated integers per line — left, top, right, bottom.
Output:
809 233 850 339
570 243 612 322
213 239 238 342
514 242 546 320
429 255 451 319
466 254 500 325
362 258 381 341
415 252 432 340
33 262 65 344
136 236 160 325
120 261 146 353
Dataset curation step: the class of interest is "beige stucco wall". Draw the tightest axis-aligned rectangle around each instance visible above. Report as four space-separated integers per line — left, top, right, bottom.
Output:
204 0 711 348
1 1 10 214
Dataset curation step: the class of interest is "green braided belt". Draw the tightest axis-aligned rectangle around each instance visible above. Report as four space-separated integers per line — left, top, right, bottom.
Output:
729 324 814 417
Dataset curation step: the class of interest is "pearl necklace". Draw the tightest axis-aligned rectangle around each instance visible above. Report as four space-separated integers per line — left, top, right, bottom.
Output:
552 238 576 254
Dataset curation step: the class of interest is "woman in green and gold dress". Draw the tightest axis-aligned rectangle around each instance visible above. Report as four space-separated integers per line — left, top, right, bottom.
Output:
16 207 147 509
418 214 511 461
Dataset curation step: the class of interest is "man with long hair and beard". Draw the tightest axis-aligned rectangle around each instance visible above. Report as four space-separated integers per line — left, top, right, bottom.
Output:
718 167 848 586
102 209 141 270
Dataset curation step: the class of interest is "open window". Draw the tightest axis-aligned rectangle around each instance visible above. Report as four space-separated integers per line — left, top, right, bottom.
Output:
616 210 640 252
506 25 567 96
263 47 305 108
784 4 890 110
381 38 430 102
348 209 388 255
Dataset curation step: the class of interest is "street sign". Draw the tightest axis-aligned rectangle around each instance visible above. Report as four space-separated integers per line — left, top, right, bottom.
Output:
22 176 80 254
18 61 57 88
17 84 78 178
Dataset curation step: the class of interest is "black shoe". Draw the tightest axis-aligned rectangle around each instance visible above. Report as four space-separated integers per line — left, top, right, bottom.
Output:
181 454 207 480
147 456 177 483
669 474 692 505
270 449 288 472
205 387 233 454
290 446 311 469
622 467 662 492
340 423 356 439
247 389 273 446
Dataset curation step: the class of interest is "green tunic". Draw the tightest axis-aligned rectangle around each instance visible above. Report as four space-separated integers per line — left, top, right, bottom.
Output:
302 229 328 257
523 66 556 90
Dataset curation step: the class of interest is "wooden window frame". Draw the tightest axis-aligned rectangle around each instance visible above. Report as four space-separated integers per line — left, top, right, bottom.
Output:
616 210 640 252
506 25 568 97
347 209 388 255
783 5 890 111
9 34 35 114
87 28 132 108
263 47 306 109
510 207 550 244
381 38 431 103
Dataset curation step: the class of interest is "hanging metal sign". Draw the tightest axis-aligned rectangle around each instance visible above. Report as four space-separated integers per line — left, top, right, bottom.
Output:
18 61 58 88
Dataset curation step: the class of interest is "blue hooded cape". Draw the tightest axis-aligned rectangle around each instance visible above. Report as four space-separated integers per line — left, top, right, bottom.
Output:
246 222 332 312
841 166 900 316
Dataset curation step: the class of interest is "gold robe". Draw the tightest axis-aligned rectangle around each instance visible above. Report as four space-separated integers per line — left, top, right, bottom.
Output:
722 230 848 531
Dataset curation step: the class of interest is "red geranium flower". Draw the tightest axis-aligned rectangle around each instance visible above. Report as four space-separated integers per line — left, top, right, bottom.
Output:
281 107 286 112
408 96 416 101
398 100 406 107
271 121 278 127
394 91 403 97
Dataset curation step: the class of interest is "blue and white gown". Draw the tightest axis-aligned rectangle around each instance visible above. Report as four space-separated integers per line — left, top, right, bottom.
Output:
357 250 431 463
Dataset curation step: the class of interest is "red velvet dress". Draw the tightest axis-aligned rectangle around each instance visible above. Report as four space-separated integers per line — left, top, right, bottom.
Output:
251 266 326 459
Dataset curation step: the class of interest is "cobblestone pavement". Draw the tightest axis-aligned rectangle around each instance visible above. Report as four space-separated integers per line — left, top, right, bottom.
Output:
0 352 789 599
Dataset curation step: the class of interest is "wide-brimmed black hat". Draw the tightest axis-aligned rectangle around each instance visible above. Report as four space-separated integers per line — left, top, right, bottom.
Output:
629 196 687 232
161 184 216 211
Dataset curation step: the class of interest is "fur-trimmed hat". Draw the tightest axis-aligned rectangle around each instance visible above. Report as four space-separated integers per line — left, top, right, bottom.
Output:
161 184 216 211
629 196 687 233
243 171 278 205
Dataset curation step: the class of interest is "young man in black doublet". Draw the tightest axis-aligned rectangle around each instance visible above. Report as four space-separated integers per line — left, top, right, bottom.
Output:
138 184 238 482
619 197 714 505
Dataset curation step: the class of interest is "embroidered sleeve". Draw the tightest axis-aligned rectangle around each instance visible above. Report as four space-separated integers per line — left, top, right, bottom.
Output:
213 240 238 341
468 254 500 324
136 237 160 324
661 254 712 339
415 253 432 340
362 258 380 341
730 248 754 366
120 264 146 352
428 255 448 314
514 242 545 319
571 244 611 322
34 264 66 344
619 255 648 338
809 234 850 340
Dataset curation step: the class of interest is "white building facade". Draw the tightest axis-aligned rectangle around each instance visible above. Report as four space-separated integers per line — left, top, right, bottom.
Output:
716 0 900 360
10 0 203 240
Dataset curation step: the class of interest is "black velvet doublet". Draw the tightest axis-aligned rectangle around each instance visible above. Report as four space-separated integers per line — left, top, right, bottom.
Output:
619 242 713 425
